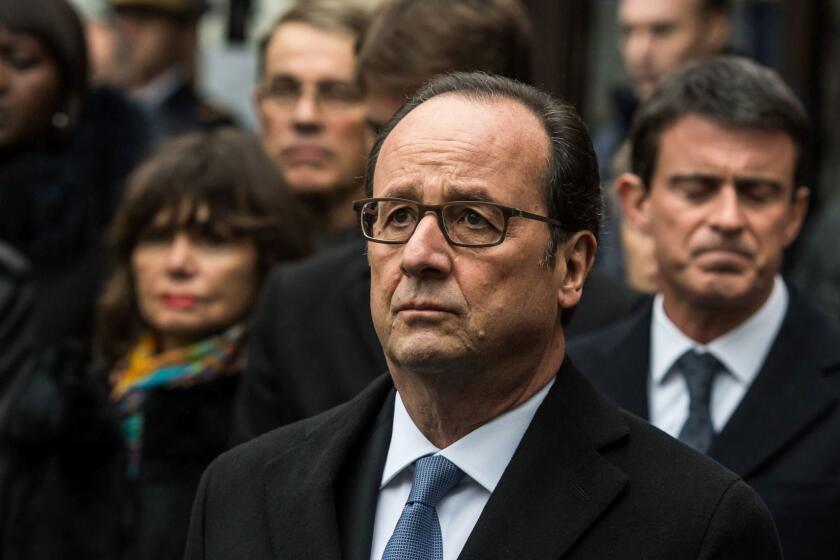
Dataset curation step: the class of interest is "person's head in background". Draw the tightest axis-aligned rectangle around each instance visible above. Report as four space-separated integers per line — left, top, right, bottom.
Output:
109 0 204 91
96 128 311 368
356 0 533 133
617 56 809 338
255 0 377 238
0 0 88 157
617 0 730 99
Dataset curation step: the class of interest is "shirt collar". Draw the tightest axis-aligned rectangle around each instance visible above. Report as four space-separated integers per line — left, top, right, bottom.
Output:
381 377 555 493
133 67 188 108
652 276 788 385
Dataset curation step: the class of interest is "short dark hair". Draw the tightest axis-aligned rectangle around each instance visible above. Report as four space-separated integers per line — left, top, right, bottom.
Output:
356 0 533 96
0 0 88 139
630 56 809 188
701 0 732 14
96 128 311 368
257 0 373 79
364 72 601 268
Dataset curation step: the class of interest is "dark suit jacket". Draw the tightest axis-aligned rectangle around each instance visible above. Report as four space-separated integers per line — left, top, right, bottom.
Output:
233 239 644 442
188 360 780 559
568 289 840 560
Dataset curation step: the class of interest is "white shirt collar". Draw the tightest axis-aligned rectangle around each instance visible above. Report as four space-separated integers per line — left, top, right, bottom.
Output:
133 67 189 108
381 377 555 493
652 276 788 385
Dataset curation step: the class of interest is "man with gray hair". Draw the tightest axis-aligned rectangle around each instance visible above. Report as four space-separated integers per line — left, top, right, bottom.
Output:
255 0 374 241
187 71 780 560
570 56 840 559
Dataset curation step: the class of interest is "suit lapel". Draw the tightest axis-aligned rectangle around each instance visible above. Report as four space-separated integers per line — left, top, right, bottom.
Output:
710 298 840 478
337 392 395 560
588 306 652 419
262 375 394 560
459 361 630 560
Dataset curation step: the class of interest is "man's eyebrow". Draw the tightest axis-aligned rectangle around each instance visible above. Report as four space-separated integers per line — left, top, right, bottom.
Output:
381 184 419 199
446 185 494 202
667 173 722 185
733 176 783 190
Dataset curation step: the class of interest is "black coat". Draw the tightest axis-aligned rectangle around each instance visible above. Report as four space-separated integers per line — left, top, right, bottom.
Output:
0 86 150 346
233 239 644 442
188 360 781 559
0 343 242 560
568 288 840 560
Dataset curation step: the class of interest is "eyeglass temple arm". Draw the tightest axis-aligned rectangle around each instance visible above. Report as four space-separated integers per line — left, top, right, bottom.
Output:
509 208 564 228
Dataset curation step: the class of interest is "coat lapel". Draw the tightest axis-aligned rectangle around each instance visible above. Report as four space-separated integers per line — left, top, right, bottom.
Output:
459 360 630 560
262 375 394 560
584 305 652 419
710 296 840 478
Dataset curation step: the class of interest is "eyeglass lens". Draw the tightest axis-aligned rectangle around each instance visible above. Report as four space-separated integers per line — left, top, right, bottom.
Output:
360 200 507 246
261 75 362 109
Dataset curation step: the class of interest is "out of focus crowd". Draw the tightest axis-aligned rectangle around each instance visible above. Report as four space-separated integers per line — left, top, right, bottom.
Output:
0 0 838 559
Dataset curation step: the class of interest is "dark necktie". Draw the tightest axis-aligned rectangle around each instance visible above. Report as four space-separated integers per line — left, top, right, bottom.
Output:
381 454 465 560
677 349 724 454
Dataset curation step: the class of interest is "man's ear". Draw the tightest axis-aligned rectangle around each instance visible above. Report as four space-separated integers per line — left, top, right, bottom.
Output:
615 172 651 234
556 230 597 310
784 186 810 246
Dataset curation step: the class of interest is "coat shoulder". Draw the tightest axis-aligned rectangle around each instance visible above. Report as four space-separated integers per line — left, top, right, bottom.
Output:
608 412 781 557
567 302 652 369
211 374 389 478
262 240 367 300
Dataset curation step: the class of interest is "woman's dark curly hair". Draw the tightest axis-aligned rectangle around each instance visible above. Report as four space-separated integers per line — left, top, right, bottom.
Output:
95 128 311 368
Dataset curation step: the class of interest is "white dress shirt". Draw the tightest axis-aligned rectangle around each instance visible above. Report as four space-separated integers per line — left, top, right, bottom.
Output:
370 378 554 560
649 276 788 438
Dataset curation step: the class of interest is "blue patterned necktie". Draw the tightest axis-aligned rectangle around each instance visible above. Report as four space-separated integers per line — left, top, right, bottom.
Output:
677 349 724 454
381 454 465 560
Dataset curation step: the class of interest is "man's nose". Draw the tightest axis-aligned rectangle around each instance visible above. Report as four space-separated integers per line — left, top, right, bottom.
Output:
292 89 322 131
625 30 654 64
708 184 747 234
400 213 452 278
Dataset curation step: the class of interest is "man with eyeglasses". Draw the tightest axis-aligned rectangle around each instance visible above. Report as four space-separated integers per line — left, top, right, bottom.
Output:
186 71 780 560
255 0 372 242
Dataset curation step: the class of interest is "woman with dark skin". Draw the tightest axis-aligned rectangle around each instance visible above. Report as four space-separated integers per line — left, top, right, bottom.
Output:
0 129 310 559
0 0 150 346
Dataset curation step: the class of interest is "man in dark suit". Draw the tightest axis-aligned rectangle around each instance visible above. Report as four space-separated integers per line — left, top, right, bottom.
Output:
186 72 780 560
233 0 643 442
569 57 839 560
110 0 236 142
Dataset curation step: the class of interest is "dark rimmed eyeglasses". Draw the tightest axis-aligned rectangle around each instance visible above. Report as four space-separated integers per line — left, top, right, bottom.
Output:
352 198 564 248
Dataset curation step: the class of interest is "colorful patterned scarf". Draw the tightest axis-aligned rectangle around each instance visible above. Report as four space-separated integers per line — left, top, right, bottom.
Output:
110 323 246 478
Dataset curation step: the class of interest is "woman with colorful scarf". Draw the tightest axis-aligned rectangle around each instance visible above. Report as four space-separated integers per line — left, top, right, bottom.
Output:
2 127 310 558
88 127 312 560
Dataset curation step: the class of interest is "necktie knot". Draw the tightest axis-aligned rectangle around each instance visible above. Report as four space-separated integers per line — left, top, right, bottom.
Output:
407 455 465 508
381 455 465 560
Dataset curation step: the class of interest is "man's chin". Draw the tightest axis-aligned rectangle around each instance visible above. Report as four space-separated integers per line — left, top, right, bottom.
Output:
285 176 337 196
684 274 765 311
387 338 469 375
